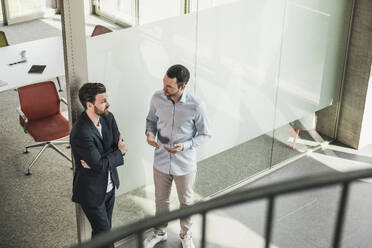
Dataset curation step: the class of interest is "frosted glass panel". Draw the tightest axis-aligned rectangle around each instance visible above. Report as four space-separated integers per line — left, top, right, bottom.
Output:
196 0 286 160
271 0 353 164
192 0 287 197
87 14 197 194
276 1 330 126
276 0 352 125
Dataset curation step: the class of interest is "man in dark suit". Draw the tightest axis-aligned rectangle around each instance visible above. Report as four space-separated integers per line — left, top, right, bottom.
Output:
70 83 128 248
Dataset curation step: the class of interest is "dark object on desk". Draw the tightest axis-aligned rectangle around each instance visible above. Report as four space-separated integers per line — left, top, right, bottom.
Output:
17 81 71 175
28 65 46 74
9 59 27 66
0 31 9 47
91 25 112 37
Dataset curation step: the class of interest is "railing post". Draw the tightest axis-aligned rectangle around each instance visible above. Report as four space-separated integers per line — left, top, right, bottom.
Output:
264 196 275 248
332 182 350 248
137 232 144 248
200 211 207 248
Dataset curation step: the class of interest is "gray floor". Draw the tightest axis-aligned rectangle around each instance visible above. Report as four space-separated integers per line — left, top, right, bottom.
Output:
109 124 313 231
0 14 350 248
131 149 372 248
0 84 76 247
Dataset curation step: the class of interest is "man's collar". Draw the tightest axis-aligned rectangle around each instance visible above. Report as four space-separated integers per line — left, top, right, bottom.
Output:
164 91 187 103
85 110 100 127
179 91 187 103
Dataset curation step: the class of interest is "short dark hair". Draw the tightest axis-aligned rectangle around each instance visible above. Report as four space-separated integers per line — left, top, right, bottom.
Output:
78 83 106 109
166 64 190 87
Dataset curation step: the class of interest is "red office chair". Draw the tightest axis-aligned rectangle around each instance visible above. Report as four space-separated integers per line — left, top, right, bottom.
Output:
91 25 113 37
17 81 71 175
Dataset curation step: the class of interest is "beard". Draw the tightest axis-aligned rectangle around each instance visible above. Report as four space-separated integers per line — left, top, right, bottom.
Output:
164 89 180 98
94 106 109 116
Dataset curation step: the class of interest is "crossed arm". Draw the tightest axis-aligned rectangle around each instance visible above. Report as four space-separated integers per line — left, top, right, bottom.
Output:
72 133 127 171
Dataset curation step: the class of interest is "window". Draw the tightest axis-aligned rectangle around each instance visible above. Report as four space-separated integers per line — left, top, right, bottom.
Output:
139 0 182 25
96 0 135 26
190 0 239 12
95 0 185 27
1 0 55 25
8 0 44 18
0 2 3 23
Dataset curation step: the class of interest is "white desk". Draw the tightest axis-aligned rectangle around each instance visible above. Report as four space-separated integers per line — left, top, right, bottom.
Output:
0 36 65 92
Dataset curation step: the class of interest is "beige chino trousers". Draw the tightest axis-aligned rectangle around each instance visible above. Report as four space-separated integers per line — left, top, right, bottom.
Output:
153 168 196 238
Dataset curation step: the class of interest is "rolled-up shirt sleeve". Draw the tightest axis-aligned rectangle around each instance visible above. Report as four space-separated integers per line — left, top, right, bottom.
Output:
145 95 158 136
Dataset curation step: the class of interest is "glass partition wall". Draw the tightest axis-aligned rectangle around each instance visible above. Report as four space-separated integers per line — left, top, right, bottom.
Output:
194 0 284 197
86 0 353 229
271 0 353 165
87 1 199 227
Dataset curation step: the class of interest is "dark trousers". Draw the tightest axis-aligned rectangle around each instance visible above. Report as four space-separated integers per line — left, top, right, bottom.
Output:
81 189 115 248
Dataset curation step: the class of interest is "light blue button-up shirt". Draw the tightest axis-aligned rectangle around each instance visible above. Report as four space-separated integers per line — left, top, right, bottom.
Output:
146 90 211 175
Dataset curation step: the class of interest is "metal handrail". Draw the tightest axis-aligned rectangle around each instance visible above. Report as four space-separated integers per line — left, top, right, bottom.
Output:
72 168 372 248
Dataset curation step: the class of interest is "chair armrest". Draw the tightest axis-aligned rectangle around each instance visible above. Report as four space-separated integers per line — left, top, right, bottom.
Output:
17 107 28 133
60 97 68 105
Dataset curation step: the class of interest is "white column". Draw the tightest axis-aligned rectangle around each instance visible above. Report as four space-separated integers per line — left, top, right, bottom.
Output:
60 0 90 244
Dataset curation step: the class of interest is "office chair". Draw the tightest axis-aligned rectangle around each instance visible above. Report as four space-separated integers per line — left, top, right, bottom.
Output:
17 81 71 175
91 25 112 37
0 31 9 47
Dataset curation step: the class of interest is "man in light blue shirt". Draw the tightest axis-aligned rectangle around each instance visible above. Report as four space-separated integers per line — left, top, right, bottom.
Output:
144 64 211 248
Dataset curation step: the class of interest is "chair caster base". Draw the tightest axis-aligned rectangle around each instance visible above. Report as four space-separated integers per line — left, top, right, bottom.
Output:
59 89 63 92
66 145 71 149
24 150 29 154
25 171 32 176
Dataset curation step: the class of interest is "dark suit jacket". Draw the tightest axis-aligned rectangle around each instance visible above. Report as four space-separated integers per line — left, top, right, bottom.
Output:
70 111 124 207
